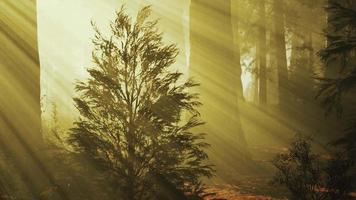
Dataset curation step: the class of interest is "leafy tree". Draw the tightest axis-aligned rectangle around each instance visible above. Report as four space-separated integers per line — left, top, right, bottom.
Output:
69 6 213 200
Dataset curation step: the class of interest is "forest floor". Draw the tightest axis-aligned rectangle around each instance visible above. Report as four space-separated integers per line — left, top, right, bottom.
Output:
202 144 291 200
204 184 287 200
200 101 348 200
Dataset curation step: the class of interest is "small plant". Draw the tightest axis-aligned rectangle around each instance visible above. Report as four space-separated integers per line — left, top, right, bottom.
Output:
272 134 323 200
272 134 354 200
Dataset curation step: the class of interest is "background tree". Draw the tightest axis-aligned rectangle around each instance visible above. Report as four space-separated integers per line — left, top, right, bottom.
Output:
231 1 245 101
189 0 250 175
272 0 289 109
70 6 213 200
257 0 267 104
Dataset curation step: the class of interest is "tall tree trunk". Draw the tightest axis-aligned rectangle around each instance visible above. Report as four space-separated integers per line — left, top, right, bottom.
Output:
0 1 67 199
190 0 248 162
257 1 267 104
273 0 289 109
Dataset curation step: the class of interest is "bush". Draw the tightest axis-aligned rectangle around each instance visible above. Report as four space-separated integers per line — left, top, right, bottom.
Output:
272 134 354 200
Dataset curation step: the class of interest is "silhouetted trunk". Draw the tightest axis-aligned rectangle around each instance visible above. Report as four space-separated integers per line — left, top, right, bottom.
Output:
0 1 67 199
190 0 249 162
273 0 289 109
257 1 267 104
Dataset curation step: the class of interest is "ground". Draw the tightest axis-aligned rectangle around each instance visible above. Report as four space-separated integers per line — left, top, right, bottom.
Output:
204 184 287 200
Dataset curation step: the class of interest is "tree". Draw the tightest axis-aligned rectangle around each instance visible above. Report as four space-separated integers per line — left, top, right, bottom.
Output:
190 0 249 163
0 1 67 199
272 0 289 109
69 6 213 200
287 0 325 105
0 0 42 145
231 1 245 100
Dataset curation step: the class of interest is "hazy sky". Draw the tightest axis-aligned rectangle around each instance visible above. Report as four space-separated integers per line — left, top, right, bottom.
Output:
38 0 190 121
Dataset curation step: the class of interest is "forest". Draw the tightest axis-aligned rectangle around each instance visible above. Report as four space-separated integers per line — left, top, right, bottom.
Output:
0 0 356 199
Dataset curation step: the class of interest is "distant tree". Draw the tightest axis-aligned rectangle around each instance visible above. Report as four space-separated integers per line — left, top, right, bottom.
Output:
231 1 245 101
272 134 354 200
190 0 249 162
272 0 289 109
257 0 267 104
69 6 213 200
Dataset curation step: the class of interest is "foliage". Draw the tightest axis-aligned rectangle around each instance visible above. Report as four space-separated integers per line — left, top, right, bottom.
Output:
69 6 213 200
272 134 324 200
317 2 356 169
272 134 354 200
317 2 356 115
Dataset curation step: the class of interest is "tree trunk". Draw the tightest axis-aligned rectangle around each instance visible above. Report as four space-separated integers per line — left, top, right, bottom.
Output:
0 1 67 199
257 1 267 104
273 0 289 109
190 0 249 163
